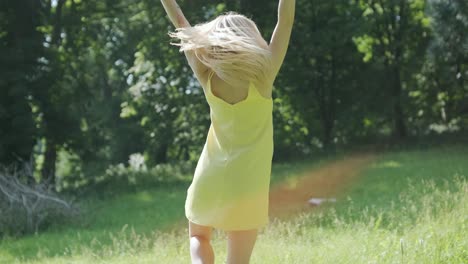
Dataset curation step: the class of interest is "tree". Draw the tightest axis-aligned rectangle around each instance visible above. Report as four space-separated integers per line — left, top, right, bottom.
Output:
422 0 468 129
277 0 366 148
0 0 43 167
354 0 431 139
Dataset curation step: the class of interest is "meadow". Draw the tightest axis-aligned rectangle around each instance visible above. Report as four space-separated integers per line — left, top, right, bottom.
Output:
0 145 467 264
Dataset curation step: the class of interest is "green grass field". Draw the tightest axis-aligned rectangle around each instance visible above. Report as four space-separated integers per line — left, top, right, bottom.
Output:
1 146 467 263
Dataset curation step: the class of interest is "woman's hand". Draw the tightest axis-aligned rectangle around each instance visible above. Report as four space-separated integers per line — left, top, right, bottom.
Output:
160 0 190 28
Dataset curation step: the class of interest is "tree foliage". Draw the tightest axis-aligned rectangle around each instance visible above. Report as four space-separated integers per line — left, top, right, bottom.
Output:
0 0 466 189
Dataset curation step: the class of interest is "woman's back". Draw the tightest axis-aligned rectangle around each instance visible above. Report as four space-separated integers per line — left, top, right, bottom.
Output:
206 72 273 105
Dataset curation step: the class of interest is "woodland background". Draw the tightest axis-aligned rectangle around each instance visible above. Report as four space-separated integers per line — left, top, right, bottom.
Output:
1 0 466 191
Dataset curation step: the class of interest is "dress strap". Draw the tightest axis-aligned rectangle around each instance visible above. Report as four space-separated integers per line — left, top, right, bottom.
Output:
208 70 216 81
249 81 272 100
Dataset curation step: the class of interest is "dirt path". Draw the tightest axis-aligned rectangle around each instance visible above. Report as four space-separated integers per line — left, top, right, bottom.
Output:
170 153 376 230
269 154 376 219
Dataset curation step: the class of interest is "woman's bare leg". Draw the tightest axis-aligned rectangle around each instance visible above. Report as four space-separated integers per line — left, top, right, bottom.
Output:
226 229 258 264
189 221 215 264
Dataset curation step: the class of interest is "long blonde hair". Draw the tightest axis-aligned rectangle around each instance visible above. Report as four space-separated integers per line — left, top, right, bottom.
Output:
169 12 271 86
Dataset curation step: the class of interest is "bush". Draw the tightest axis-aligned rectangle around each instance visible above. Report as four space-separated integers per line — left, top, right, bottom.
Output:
102 160 194 186
0 165 78 237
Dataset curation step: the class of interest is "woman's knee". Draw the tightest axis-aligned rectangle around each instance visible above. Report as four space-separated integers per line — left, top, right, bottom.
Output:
227 229 258 244
226 229 258 263
189 221 213 241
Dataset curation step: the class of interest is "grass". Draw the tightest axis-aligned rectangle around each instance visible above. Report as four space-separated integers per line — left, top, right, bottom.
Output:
0 145 467 263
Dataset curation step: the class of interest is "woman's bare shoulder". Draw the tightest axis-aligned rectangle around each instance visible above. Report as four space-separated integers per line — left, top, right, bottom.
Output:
254 78 274 99
195 69 212 91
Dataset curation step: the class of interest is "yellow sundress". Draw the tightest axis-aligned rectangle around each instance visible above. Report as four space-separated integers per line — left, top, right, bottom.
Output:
185 71 274 231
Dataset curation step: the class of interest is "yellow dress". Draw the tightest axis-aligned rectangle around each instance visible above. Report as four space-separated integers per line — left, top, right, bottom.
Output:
185 71 274 231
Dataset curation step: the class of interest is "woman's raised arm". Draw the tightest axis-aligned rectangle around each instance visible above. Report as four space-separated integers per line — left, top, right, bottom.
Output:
269 0 295 78
160 0 190 28
160 0 209 82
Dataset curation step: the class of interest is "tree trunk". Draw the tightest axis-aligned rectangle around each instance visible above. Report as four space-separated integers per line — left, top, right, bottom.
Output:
322 118 333 148
41 139 57 188
321 54 337 149
317 80 335 149
391 66 407 139
155 142 169 163
51 0 65 45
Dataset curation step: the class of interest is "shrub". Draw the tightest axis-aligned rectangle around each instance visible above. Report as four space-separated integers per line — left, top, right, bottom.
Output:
103 160 194 186
0 165 78 237
95 152 194 187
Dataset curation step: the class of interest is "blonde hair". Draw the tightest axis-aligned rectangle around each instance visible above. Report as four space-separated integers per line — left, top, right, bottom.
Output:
169 12 271 86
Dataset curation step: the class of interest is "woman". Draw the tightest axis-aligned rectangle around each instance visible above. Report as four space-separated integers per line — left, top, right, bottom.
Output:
160 1 295 263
